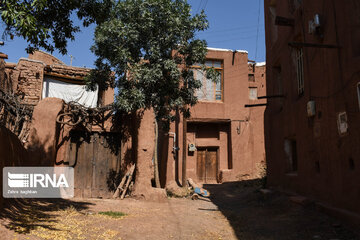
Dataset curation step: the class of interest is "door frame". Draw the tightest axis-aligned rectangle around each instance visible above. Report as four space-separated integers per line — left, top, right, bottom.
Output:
196 146 219 183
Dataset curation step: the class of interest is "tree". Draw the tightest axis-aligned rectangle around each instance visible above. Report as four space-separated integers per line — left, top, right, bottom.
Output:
86 0 219 189
0 0 112 54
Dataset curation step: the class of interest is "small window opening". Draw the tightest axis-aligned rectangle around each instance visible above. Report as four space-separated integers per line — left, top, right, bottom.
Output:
284 138 298 172
295 48 304 96
249 87 258 100
248 74 255 82
349 158 355 170
315 161 320 173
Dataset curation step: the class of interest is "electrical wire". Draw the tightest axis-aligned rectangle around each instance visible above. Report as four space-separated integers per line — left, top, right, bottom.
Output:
255 0 262 61
196 0 204 14
202 0 208 11
197 24 265 35
207 33 264 44
198 27 265 38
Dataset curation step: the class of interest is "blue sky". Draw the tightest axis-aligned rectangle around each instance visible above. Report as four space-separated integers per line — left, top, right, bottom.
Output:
1 0 265 67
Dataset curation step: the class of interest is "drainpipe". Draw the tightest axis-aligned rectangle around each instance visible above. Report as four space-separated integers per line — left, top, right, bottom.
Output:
168 132 177 154
232 50 236 65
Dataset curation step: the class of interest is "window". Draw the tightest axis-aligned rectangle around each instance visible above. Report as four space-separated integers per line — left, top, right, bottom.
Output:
357 82 360 110
193 60 223 101
284 138 298 172
295 48 304 96
249 87 258 100
248 74 255 82
337 112 348 135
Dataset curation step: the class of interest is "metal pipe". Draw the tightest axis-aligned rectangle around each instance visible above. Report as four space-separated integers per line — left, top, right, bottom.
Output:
168 132 178 153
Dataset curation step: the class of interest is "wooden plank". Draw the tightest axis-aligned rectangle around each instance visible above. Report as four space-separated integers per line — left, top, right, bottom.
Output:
196 150 206 181
121 164 136 199
206 149 218 181
84 134 93 198
288 42 341 49
91 133 99 198
188 118 231 123
98 134 109 198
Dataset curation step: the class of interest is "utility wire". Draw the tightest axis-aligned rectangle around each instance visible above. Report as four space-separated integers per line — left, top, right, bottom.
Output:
207 34 264 44
198 26 265 37
198 24 265 34
203 0 208 11
255 0 262 61
196 0 204 14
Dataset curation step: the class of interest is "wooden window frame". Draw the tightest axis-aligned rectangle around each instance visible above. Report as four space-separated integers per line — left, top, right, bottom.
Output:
295 48 304 96
357 82 360 111
249 87 258 100
192 59 224 102
284 138 298 173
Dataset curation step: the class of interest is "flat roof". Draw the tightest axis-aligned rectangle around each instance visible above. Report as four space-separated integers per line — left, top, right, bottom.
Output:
207 47 248 54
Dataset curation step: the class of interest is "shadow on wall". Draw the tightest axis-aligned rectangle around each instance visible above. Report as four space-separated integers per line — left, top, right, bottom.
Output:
104 111 141 193
0 198 93 234
0 125 57 208
203 180 359 240
26 129 56 166
0 126 30 208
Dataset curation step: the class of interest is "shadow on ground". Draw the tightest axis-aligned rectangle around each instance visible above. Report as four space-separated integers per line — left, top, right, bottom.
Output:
0 198 93 234
204 179 360 240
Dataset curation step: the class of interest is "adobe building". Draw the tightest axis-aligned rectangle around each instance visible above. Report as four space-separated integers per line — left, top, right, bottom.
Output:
159 48 266 186
3 51 113 107
0 48 266 200
264 0 360 217
1 51 119 198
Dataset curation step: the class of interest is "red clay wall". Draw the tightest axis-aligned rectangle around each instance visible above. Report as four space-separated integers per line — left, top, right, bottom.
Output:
264 0 360 215
4 51 114 107
0 126 30 208
160 49 266 186
5 58 45 105
28 51 65 66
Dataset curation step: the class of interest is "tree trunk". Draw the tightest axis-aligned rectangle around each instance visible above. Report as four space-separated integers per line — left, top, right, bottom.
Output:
153 118 161 188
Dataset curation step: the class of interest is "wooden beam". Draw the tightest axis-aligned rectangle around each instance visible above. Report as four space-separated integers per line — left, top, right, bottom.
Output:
288 42 340 49
275 16 295 26
182 115 187 187
187 118 231 123
0 53 8 59
44 72 86 84
244 104 267 108
257 95 285 99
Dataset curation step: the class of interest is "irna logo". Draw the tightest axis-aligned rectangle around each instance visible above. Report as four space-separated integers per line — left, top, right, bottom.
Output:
3 167 74 198
8 172 69 188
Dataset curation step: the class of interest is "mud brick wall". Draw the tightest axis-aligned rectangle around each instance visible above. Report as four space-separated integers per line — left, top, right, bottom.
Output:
48 65 90 77
9 59 44 105
0 58 5 91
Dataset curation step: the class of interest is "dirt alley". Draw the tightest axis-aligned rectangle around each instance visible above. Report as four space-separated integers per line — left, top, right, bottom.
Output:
0 179 359 240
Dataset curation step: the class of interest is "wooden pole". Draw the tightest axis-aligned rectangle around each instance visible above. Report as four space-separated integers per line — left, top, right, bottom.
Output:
182 114 187 187
154 118 161 188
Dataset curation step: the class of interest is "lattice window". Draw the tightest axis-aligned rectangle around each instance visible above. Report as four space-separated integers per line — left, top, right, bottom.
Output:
193 60 223 101
295 48 304 96
249 87 258 100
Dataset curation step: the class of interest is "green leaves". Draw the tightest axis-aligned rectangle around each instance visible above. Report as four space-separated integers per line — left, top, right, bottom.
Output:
87 0 211 128
0 0 113 54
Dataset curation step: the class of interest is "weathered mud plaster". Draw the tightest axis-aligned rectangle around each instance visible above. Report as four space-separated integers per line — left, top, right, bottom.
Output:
0 126 30 208
26 98 64 166
133 109 167 201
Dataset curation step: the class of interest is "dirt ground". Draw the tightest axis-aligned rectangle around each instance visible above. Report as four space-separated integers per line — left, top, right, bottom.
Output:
0 179 359 240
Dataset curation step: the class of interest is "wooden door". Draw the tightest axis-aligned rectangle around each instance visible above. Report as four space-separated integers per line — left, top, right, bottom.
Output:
68 131 121 198
196 148 218 183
